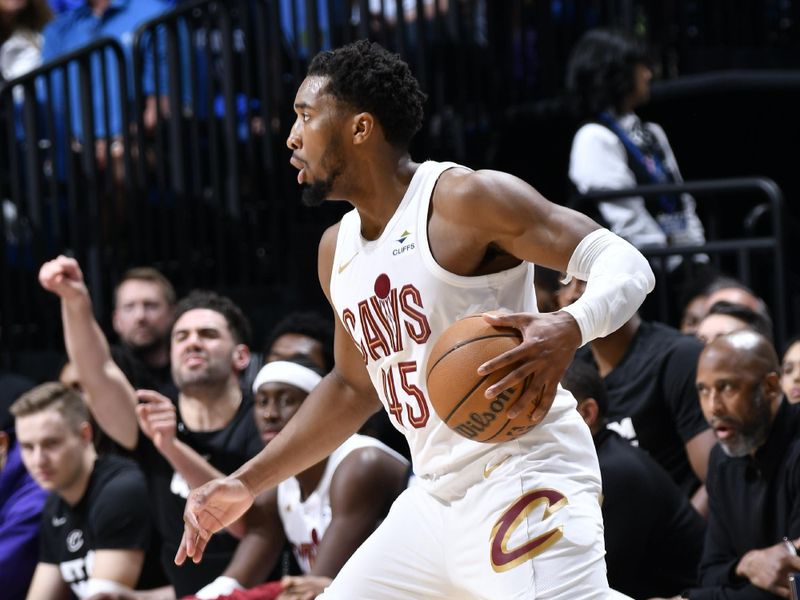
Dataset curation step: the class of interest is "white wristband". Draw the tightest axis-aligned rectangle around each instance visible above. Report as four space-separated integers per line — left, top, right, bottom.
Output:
559 228 655 346
82 578 131 598
195 576 244 599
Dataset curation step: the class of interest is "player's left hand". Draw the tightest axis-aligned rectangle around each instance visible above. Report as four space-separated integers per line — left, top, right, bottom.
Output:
277 575 333 600
478 311 582 424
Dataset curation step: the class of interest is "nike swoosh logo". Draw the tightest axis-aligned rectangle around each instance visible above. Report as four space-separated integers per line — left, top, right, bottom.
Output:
337 251 359 274
52 516 67 526
483 453 512 479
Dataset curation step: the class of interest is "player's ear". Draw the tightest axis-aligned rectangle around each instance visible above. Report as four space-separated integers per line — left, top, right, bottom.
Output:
352 112 374 145
232 344 251 373
576 398 599 429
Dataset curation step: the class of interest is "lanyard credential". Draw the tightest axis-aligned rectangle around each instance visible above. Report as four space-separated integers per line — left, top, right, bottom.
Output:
598 111 679 214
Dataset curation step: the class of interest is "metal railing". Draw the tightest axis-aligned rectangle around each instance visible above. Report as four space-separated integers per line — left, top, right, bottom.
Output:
572 177 787 347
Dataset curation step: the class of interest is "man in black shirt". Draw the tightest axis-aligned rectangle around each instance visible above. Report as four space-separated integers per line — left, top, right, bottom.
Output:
562 360 705 599
39 257 264 598
11 382 150 598
660 331 800 600
559 277 716 514
110 266 177 397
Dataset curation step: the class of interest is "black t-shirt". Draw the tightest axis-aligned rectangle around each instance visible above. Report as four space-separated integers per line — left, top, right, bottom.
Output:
39 455 151 597
111 344 178 400
596 429 705 598
133 393 262 597
579 321 709 495
689 401 800 600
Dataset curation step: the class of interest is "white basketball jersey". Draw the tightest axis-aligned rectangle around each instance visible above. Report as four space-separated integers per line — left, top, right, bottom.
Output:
329 160 578 498
278 434 408 573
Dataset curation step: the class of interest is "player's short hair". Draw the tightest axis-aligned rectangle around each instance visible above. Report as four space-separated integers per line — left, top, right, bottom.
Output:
10 382 89 432
263 310 334 371
114 266 176 307
705 300 774 343
566 28 651 117
561 360 608 417
172 290 252 346
307 39 426 149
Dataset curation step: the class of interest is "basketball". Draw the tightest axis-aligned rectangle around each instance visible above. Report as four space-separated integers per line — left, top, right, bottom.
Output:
426 315 535 443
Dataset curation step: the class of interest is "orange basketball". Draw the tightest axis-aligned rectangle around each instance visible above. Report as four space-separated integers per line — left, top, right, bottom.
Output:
425 315 534 443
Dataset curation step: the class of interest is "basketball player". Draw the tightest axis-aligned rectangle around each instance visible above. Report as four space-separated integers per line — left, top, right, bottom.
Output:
178 40 654 599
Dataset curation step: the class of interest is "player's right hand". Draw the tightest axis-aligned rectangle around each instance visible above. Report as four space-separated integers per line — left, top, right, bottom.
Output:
38 255 88 301
176 476 255 565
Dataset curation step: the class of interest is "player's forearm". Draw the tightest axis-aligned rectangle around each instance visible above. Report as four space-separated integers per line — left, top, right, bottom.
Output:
559 228 655 345
234 372 378 497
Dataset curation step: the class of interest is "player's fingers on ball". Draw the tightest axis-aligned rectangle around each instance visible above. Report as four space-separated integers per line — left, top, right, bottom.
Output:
529 386 557 424
507 379 541 418
477 343 528 375
485 362 535 399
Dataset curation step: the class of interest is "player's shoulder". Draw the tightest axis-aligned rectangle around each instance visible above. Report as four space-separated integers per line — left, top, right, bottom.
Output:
434 167 527 217
89 455 147 502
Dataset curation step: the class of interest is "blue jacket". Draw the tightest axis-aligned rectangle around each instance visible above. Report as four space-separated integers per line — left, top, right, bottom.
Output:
41 0 171 138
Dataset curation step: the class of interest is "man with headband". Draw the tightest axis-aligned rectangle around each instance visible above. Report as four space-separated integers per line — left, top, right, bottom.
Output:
193 359 410 600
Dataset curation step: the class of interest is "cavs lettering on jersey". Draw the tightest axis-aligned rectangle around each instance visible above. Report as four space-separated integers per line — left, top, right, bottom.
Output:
329 160 576 498
278 434 408 573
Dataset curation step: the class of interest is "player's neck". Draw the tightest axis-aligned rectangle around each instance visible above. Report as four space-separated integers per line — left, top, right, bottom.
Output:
59 449 97 506
296 457 329 501
353 154 417 241
179 378 243 431
589 315 642 377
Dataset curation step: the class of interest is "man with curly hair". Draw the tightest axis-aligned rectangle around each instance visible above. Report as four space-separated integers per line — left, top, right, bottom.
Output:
180 40 654 599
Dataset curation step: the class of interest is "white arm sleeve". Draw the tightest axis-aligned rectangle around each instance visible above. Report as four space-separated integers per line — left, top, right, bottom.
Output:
559 228 655 346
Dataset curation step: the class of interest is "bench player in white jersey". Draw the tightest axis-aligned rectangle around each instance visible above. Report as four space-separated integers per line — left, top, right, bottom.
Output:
177 40 654 599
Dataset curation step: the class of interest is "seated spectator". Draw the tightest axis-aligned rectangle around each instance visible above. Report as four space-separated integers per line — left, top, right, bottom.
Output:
655 331 800 599
677 265 722 334
562 360 705 599
193 359 410 600
0 0 51 89
534 265 561 313
262 310 334 374
0 372 46 600
566 28 706 265
695 299 774 345
11 382 151 598
262 310 408 461
109 266 177 397
39 255 267 597
703 276 767 315
559 276 716 514
40 0 171 163
781 336 800 404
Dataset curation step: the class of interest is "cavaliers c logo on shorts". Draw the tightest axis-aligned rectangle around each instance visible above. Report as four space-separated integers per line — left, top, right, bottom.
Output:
489 488 568 573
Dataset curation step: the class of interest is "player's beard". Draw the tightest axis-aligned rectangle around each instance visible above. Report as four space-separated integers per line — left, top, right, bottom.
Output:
717 387 772 458
301 139 345 207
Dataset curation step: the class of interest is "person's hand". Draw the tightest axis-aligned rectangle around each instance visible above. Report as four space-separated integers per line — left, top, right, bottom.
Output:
175 477 255 565
478 311 582 424
136 389 177 452
736 538 800 597
38 255 89 302
86 592 138 600
277 575 333 600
